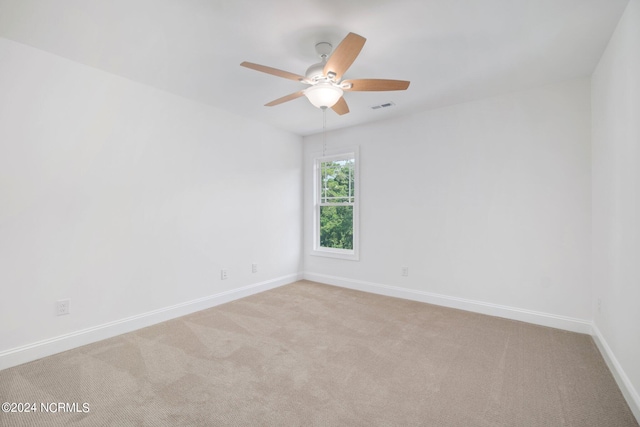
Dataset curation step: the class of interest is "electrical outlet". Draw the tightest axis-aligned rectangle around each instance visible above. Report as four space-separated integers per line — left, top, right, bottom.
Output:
252 263 258 273
221 269 228 280
56 299 70 316
597 298 602 313
401 266 409 277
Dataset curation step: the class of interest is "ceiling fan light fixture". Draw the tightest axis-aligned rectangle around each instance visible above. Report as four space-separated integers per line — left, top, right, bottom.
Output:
304 84 343 109
241 32 410 114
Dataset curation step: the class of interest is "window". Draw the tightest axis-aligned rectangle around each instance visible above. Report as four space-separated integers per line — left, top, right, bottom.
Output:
313 151 359 260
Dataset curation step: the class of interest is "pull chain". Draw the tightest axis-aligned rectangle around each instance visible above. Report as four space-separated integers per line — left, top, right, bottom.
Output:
322 107 327 157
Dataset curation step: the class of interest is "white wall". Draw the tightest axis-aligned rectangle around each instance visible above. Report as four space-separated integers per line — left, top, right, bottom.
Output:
304 79 592 330
0 37 303 367
591 0 640 418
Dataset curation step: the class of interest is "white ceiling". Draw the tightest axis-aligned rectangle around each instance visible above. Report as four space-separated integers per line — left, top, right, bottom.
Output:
0 0 629 136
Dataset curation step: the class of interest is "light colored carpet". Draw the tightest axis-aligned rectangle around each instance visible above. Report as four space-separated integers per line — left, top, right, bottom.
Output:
0 280 637 426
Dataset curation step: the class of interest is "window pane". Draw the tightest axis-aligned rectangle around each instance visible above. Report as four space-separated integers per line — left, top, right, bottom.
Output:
320 205 353 250
320 159 354 204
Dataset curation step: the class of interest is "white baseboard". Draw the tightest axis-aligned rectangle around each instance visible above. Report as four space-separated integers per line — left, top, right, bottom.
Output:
592 324 640 422
0 273 302 371
303 272 593 334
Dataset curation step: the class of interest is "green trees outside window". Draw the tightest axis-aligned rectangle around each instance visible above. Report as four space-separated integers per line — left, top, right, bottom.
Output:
319 158 355 250
320 205 353 249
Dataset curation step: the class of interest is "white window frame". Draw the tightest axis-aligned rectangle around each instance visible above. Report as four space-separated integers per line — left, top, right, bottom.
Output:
311 149 359 261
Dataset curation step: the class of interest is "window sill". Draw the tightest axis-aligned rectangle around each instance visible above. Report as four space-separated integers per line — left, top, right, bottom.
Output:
310 248 359 261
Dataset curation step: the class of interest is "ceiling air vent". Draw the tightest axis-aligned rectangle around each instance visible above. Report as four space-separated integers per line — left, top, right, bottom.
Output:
371 101 396 110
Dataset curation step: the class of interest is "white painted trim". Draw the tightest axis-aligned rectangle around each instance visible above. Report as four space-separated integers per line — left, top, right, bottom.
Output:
592 324 640 422
0 273 302 371
304 272 593 334
311 147 360 261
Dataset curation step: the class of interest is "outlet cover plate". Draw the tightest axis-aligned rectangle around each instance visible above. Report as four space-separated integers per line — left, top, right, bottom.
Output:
56 299 70 316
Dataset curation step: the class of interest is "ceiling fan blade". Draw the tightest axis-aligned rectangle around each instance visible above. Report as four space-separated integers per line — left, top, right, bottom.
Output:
241 61 307 83
343 79 410 91
331 97 350 115
265 90 305 106
323 32 366 81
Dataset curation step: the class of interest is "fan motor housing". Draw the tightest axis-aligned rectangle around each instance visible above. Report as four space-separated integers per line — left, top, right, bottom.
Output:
305 62 326 80
305 42 333 80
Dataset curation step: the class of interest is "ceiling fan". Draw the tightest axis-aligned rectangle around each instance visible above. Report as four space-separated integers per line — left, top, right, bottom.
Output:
240 32 410 115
